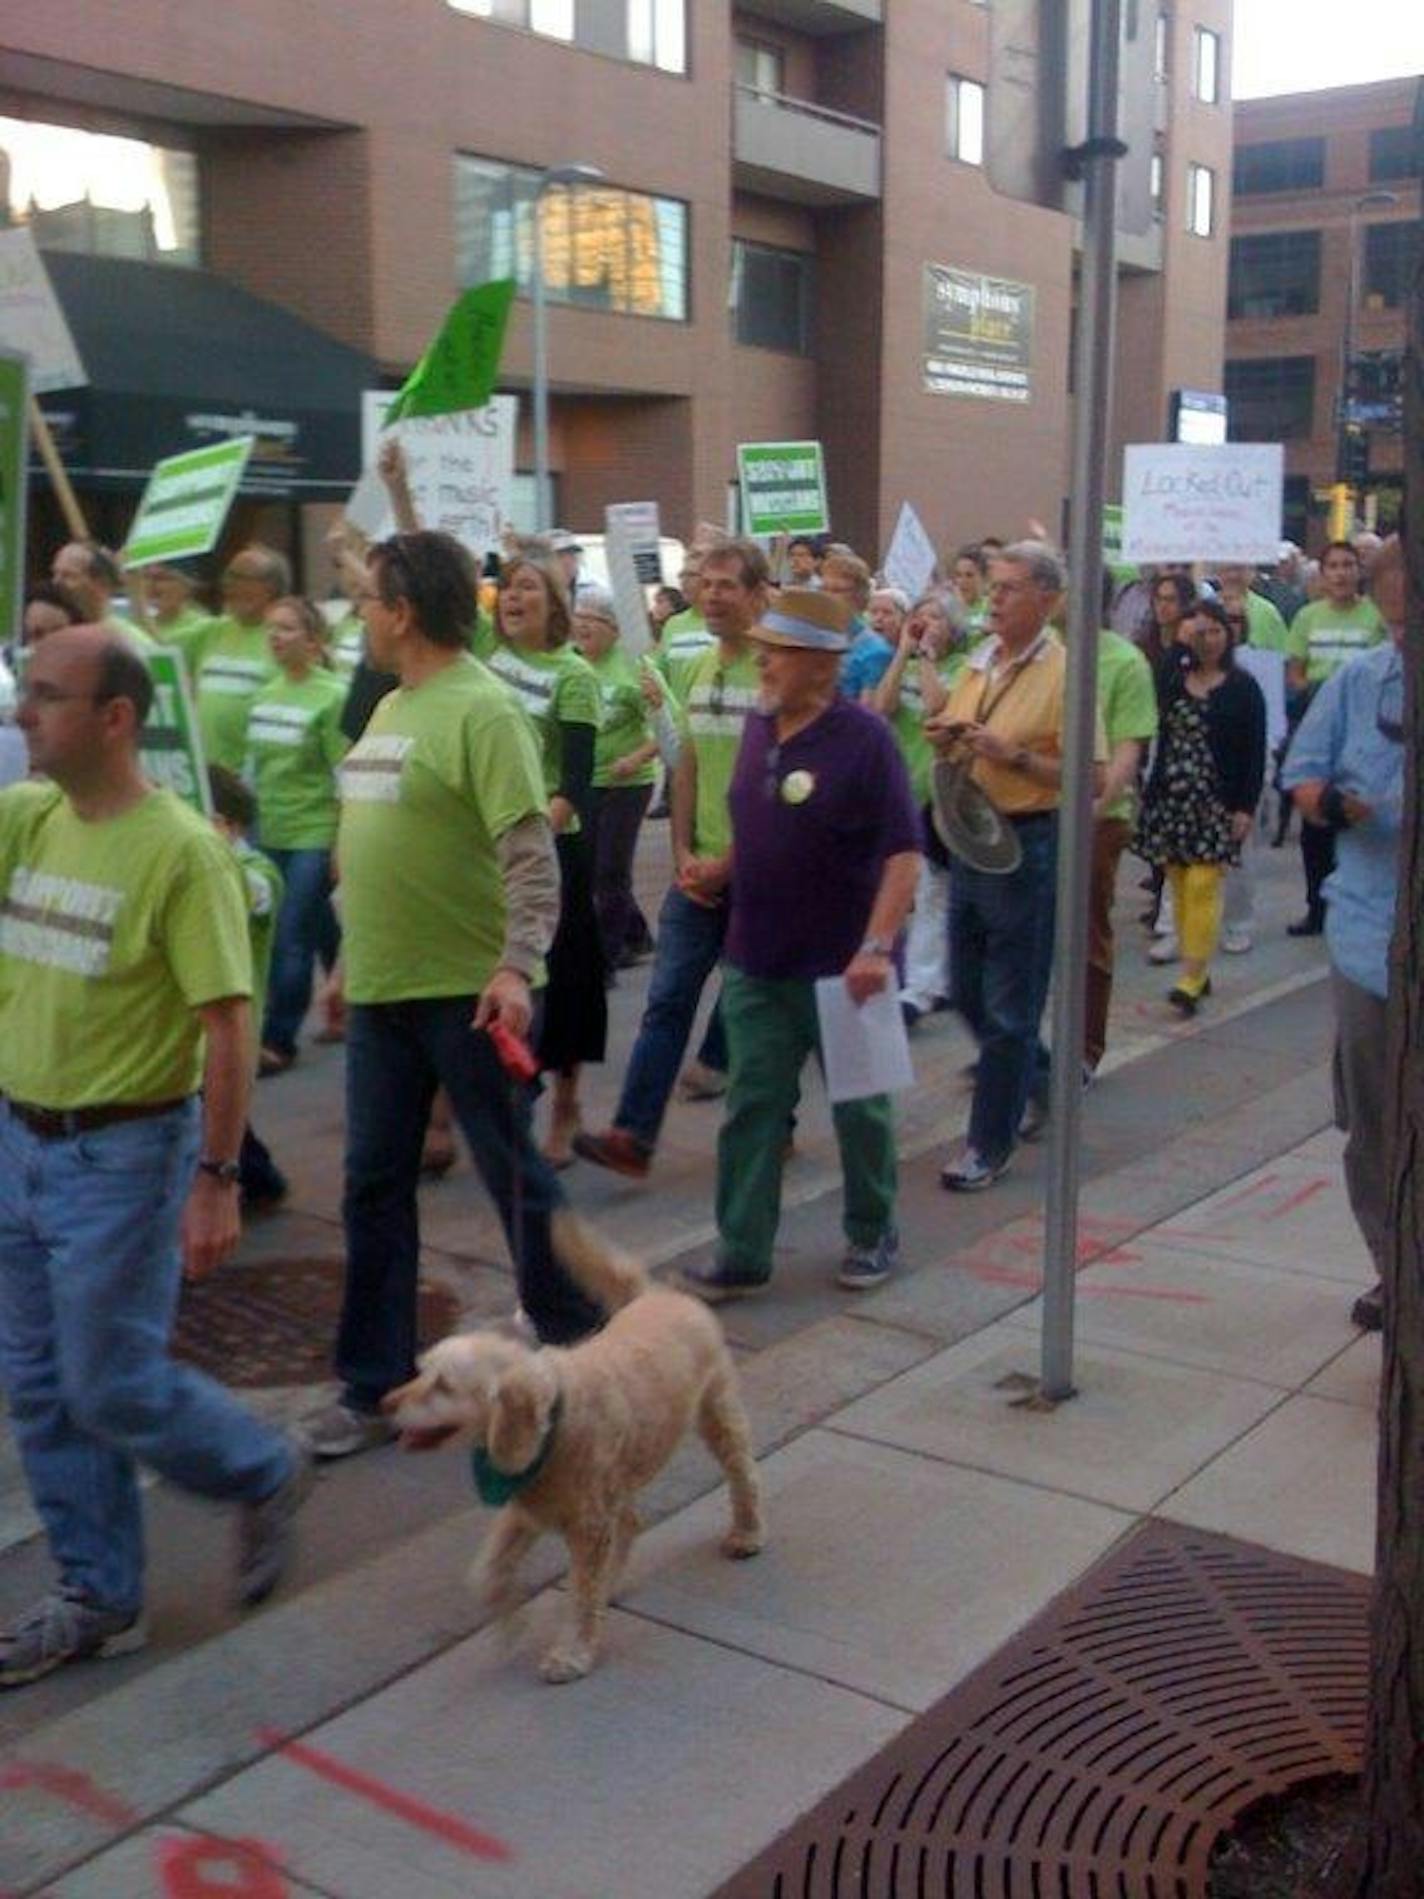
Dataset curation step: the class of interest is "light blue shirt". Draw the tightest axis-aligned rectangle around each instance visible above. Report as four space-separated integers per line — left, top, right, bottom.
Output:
1281 640 1403 999
840 621 894 699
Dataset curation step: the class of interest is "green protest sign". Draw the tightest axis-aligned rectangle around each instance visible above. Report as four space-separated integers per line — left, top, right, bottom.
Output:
737 441 828 537
123 437 255 569
0 348 28 649
385 279 516 424
141 647 212 816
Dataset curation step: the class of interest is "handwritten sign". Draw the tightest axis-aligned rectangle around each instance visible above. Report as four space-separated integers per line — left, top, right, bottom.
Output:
1121 443 1283 564
348 395 516 559
882 502 938 600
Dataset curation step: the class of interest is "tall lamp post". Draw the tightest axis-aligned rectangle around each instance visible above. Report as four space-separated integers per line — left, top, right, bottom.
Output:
531 162 604 533
1336 188 1400 528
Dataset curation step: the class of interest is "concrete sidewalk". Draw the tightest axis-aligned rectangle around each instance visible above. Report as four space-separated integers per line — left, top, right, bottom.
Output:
1 1109 1378 1898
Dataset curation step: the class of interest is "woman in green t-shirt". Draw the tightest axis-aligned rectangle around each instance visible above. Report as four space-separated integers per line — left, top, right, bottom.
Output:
572 590 658 975
488 555 607 1167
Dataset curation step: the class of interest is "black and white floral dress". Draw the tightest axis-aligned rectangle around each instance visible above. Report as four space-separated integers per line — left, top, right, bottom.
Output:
1135 689 1235 868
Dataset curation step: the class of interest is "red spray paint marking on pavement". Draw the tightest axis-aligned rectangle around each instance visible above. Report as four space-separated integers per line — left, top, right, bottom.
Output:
157 1834 290 1898
256 1728 513 1863
1265 1176 1331 1219
0 1760 139 1828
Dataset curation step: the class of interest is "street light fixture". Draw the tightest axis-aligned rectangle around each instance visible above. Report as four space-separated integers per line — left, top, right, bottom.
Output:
1336 188 1400 501
530 162 605 533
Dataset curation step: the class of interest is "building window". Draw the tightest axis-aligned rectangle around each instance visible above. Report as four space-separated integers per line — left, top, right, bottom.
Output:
730 239 813 354
447 0 686 74
1363 220 1422 311
1186 162 1214 236
0 114 200 266
735 39 784 97
1370 125 1422 184
1223 356 1316 441
1192 27 1220 103
1154 12 1169 83
1232 137 1325 195
1227 230 1321 319
1150 146 1165 218
946 76 986 167
455 156 689 320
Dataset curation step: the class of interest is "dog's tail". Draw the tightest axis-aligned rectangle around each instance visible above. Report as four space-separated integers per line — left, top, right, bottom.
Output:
551 1211 650 1314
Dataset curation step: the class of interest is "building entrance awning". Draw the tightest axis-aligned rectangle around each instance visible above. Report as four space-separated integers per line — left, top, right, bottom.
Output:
32 253 377 500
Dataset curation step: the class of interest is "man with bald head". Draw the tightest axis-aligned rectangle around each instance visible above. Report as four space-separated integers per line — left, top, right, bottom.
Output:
0 627 309 1687
50 541 149 649
192 543 288 768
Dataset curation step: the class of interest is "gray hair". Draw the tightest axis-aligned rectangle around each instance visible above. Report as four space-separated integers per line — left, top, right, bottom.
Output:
997 539 1066 595
912 588 968 636
575 586 617 623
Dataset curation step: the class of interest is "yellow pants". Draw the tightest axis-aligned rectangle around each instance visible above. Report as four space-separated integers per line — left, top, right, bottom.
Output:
1167 862 1223 986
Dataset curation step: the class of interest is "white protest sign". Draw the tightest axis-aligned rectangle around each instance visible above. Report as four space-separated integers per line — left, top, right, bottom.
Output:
347 394 516 559
1235 644 1288 754
603 513 654 655
1121 443 1283 564
605 501 662 584
0 230 87 394
882 502 938 600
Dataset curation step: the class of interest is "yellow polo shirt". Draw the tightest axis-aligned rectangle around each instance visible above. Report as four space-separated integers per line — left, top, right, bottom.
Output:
939 631 1105 815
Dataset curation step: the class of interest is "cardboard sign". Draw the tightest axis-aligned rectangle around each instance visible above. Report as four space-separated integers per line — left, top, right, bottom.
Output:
123 437 255 568
882 502 938 601
0 230 86 394
602 514 653 655
141 647 212 816
0 348 27 649
737 440 828 537
348 396 517 559
1121 444 1284 564
604 501 662 585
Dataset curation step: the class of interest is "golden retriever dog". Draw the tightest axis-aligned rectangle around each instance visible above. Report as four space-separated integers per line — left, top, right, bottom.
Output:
385 1214 765 1682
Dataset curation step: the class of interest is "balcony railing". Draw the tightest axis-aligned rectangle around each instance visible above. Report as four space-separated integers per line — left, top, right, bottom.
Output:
732 84 882 206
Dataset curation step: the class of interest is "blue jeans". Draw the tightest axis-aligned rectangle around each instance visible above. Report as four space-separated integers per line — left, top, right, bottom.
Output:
613 886 728 1145
261 846 341 1057
339 998 601 1408
949 814 1057 1165
0 1100 293 1614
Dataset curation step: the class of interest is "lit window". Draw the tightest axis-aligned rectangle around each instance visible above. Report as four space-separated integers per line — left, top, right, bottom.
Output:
447 0 685 73
0 115 199 266
947 76 985 168
1154 12 1169 83
1187 162 1214 237
1150 149 1164 219
1193 27 1220 103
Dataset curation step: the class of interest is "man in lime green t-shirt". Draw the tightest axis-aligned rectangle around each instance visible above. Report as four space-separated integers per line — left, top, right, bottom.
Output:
192 545 287 769
575 539 770 1181
49 541 151 651
306 531 600 1461
1085 626 1158 1075
0 627 308 1688
143 563 214 661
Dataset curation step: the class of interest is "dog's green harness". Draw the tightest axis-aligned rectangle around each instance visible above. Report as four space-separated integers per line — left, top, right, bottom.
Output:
469 1394 564 1507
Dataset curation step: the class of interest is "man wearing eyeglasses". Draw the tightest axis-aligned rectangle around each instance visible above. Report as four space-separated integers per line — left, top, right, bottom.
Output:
191 545 288 769
0 627 311 1686
1281 536 1406 1332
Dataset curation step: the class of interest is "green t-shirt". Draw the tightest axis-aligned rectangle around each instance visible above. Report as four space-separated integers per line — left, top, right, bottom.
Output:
0 782 252 1108
477 639 601 823
246 668 351 849
336 654 548 1004
194 615 281 769
232 837 283 1029
888 651 968 806
1095 629 1159 823
1286 597 1386 683
155 606 215 664
652 612 716 704
676 644 761 859
590 646 656 789
1240 591 1289 653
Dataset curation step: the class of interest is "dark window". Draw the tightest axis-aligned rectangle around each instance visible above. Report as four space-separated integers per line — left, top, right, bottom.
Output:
1227 230 1321 318
1232 137 1325 195
731 239 813 354
1224 356 1316 440
1363 220 1422 310
1369 125 1421 183
1282 474 1309 549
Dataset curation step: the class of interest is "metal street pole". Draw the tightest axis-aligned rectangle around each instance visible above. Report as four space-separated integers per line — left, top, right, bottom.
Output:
531 163 604 534
1040 0 1124 1403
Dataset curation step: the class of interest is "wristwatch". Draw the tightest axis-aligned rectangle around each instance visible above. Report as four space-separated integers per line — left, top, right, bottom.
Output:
197 1158 242 1186
859 935 893 958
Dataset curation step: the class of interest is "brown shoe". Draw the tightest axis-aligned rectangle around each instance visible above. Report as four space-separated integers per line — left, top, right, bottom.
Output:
571 1126 653 1180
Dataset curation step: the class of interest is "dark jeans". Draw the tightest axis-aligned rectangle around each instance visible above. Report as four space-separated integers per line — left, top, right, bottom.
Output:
614 885 728 1145
261 846 341 1056
1301 820 1335 921
949 813 1057 1164
588 783 653 965
339 997 601 1409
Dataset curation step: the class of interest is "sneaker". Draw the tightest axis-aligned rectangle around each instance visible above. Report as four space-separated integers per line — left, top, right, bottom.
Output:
1221 925 1253 954
302 1399 396 1461
1148 934 1179 965
235 1440 314 1608
0 1587 145 1689
901 999 925 1030
1019 1096 1049 1142
837 1230 901 1290
679 1258 770 1304
940 1148 1010 1193
679 1061 728 1102
1351 1284 1383 1332
1287 911 1325 938
571 1126 654 1179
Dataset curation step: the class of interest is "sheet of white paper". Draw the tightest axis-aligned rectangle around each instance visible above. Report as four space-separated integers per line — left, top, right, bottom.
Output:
882 501 938 601
814 978 916 1104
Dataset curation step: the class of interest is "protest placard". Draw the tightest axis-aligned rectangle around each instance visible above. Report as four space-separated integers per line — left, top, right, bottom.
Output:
141 648 212 817
1121 443 1283 564
737 441 828 537
348 396 517 559
604 502 662 585
123 438 255 568
882 502 938 600
0 349 27 649
602 513 653 655
384 281 515 423
0 230 86 395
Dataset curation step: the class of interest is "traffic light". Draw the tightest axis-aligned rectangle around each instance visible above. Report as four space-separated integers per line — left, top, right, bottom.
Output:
1340 427 1370 487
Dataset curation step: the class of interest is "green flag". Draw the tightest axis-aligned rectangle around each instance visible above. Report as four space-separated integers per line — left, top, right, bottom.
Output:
385 279 516 423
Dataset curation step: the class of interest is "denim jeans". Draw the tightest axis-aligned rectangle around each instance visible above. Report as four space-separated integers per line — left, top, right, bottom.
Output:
261 846 341 1057
613 885 728 1145
339 998 601 1409
0 1100 294 1614
949 813 1057 1164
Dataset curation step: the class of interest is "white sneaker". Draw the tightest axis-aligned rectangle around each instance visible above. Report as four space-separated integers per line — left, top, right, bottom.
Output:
1221 926 1253 954
1147 935 1179 965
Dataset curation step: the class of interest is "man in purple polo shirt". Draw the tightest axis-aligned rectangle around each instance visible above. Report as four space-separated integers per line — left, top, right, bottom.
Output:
682 588 922 1302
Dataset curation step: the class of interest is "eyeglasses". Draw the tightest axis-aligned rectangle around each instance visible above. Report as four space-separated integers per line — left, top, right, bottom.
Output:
1377 664 1404 745
18 683 112 709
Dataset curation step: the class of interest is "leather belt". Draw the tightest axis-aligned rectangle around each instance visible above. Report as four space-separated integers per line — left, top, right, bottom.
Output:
2 1094 191 1141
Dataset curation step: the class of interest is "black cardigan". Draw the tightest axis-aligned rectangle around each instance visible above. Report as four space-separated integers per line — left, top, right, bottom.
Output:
1149 666 1268 816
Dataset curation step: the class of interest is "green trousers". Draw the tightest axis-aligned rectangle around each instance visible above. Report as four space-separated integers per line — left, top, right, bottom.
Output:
716 967 898 1281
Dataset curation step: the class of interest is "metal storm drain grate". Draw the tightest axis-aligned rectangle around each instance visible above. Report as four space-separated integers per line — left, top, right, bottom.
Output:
172 1257 459 1388
716 1522 1370 1899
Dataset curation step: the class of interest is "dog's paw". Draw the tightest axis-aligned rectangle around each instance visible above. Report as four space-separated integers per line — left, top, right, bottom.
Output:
721 1525 764 1560
539 1642 595 1684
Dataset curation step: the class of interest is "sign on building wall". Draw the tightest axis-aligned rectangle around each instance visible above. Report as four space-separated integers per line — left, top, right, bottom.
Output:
349 394 518 559
922 265 1034 403
736 441 829 537
123 437 255 568
1121 443 1284 564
